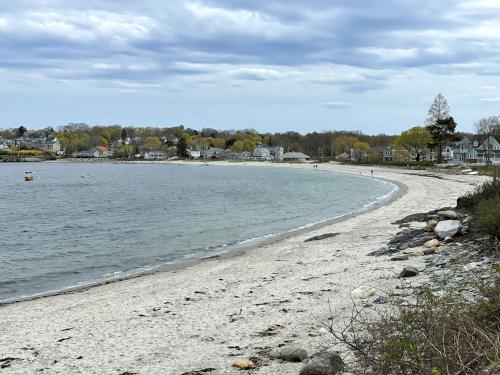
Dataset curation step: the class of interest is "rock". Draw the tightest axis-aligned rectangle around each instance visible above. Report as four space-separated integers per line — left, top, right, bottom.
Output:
408 221 427 230
299 351 345 375
351 286 376 299
411 251 425 257
278 347 308 362
425 219 439 232
408 235 436 248
434 220 461 239
305 233 340 242
373 295 390 304
423 248 436 255
424 239 440 248
232 359 255 369
463 262 479 271
390 255 409 261
437 210 458 219
399 266 419 278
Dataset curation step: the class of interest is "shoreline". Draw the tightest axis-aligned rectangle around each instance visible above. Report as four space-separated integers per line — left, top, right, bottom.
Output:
0 163 405 306
0 164 488 375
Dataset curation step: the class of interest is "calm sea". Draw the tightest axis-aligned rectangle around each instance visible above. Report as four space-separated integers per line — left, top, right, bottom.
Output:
0 163 396 302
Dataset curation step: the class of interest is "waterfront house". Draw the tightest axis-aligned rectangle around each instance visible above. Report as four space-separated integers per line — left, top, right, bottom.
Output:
283 151 311 161
73 146 108 158
252 143 284 161
335 152 350 162
445 135 500 165
187 149 201 159
201 147 225 159
144 150 167 160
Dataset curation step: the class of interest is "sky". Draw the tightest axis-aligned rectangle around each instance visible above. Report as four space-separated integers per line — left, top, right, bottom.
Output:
1 1 499 134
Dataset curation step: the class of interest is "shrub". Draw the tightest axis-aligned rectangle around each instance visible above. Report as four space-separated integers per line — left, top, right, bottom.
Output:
475 197 500 239
457 180 500 209
325 269 500 374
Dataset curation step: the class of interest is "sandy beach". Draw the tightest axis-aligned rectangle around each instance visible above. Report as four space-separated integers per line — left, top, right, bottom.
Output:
0 163 488 375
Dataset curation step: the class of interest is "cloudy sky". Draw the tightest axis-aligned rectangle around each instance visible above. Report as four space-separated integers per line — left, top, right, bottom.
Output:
1 1 499 134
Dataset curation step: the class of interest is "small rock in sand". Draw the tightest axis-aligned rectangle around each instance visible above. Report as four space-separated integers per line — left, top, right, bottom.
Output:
399 266 419 278
424 239 440 248
351 286 376 299
437 210 458 219
391 255 409 261
232 359 255 369
278 346 308 362
425 219 439 232
299 351 345 375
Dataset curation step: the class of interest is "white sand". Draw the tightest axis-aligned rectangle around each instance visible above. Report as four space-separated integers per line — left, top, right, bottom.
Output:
0 163 488 375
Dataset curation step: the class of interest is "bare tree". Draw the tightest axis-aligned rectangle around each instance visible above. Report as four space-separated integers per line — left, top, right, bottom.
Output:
475 115 500 165
426 94 454 163
426 93 450 126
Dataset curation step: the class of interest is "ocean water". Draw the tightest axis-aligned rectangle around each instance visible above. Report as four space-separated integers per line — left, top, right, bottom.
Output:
0 163 396 302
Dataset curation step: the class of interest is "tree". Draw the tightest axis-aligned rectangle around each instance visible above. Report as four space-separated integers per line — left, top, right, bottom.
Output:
177 135 188 158
426 93 450 126
427 117 457 163
395 126 433 162
475 116 500 165
17 126 27 138
121 128 128 145
145 136 161 150
425 94 455 164
232 140 244 152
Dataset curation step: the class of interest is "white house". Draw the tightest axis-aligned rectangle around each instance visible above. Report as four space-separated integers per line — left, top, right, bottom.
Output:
187 149 201 159
144 150 167 160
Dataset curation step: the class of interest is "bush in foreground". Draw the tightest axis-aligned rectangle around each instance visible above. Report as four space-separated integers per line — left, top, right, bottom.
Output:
475 197 500 240
326 269 500 374
457 180 500 209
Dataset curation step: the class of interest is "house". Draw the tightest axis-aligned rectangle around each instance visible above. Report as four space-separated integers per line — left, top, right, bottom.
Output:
72 146 108 158
335 152 350 162
253 143 271 160
144 150 167 160
283 152 310 161
252 143 284 161
477 136 500 165
446 135 500 165
201 147 225 159
187 149 201 159
227 151 251 160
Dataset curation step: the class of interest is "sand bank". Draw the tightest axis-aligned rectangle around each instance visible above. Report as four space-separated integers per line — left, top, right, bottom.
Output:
0 163 488 375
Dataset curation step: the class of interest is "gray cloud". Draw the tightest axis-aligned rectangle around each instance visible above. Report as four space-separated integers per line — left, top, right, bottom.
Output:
0 0 499 92
322 101 353 109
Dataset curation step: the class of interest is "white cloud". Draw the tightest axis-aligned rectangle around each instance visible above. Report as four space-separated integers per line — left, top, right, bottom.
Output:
359 47 419 61
322 101 353 109
480 97 500 102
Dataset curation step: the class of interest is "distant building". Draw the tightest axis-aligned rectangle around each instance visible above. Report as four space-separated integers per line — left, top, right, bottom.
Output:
445 135 500 165
144 150 167 160
187 149 201 159
335 152 350 162
283 151 310 161
201 147 225 159
252 142 284 161
72 146 108 158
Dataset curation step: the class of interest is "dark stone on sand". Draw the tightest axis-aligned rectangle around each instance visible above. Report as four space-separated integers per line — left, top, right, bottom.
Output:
299 351 345 375
305 233 340 242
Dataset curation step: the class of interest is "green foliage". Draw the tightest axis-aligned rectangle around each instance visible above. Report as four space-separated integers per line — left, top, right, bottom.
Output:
457 181 500 209
395 126 433 161
475 197 500 239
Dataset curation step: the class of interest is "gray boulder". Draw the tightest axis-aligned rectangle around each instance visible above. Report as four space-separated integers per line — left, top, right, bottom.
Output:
437 210 458 219
299 351 345 375
434 220 461 239
278 346 308 362
399 266 419 278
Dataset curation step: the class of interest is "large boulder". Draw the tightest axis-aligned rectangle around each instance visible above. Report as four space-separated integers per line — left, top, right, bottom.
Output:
299 351 345 375
278 347 308 362
434 220 461 239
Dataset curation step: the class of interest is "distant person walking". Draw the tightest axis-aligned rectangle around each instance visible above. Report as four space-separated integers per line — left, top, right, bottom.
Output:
371 170 374 177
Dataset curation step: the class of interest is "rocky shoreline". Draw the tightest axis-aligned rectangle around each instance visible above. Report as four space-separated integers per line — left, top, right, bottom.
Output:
266 203 499 375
